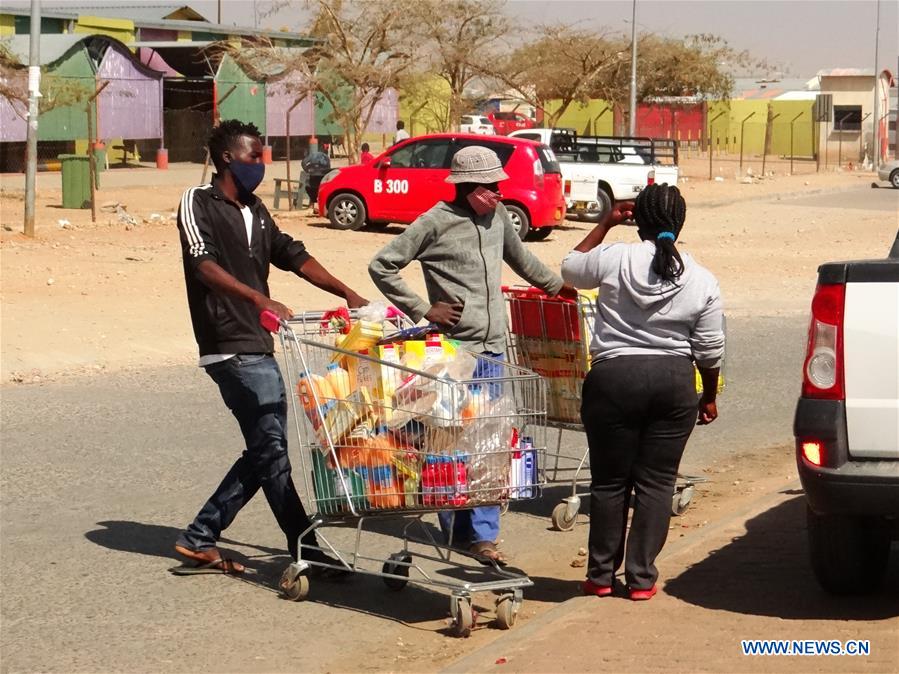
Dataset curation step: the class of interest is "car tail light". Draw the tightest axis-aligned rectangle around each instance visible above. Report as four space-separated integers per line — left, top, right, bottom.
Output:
563 180 571 197
801 283 845 399
533 156 544 189
647 169 655 186
800 440 824 466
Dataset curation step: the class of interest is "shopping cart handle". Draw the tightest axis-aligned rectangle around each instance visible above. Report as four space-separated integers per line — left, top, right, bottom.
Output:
259 309 284 333
501 285 545 295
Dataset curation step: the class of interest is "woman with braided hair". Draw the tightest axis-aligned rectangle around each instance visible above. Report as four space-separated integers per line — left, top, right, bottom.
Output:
561 183 725 601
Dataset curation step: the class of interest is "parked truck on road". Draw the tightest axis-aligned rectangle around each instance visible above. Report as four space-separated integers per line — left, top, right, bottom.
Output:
794 229 899 595
509 128 679 221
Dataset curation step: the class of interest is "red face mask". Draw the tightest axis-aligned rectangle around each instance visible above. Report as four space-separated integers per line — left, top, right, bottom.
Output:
466 185 501 215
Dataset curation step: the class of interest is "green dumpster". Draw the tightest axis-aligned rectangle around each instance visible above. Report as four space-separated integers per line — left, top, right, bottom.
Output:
59 154 91 209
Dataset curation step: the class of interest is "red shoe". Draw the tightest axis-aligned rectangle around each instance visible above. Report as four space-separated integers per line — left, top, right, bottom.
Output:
582 579 613 597
628 585 657 601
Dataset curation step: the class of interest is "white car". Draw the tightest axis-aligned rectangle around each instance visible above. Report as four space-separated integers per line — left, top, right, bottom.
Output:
460 115 495 135
876 159 899 188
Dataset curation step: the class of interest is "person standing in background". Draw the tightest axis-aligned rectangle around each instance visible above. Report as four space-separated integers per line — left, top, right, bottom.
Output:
393 120 410 146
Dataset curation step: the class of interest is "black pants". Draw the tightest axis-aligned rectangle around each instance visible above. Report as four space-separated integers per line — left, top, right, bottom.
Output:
581 355 697 590
306 174 324 206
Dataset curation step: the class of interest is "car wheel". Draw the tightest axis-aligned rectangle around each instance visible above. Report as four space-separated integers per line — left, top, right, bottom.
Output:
527 226 554 241
504 204 530 240
327 193 367 231
578 187 613 223
890 169 899 188
806 505 891 595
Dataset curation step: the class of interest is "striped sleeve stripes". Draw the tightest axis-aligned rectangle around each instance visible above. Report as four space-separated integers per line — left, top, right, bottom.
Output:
180 184 212 258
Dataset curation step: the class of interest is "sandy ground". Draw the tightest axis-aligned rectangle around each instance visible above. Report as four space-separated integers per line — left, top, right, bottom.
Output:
0 160 896 673
0 158 892 383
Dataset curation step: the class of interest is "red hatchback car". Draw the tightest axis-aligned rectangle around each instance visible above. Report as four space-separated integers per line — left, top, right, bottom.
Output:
317 133 565 240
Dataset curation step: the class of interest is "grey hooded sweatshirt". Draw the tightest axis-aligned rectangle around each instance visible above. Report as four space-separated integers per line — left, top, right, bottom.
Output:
561 240 724 368
369 201 563 354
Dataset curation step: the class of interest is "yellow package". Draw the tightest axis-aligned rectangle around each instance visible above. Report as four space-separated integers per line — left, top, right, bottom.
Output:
334 320 383 359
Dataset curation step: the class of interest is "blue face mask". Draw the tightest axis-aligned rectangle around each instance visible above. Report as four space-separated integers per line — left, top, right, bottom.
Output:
229 160 265 194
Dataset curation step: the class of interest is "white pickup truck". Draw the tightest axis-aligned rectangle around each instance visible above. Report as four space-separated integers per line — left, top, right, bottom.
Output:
509 128 679 221
794 229 899 594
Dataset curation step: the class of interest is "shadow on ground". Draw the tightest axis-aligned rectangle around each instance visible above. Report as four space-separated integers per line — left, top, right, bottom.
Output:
664 496 899 621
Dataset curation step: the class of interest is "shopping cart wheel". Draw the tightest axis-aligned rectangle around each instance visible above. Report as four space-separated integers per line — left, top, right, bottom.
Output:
279 567 310 602
551 502 578 532
382 552 412 591
450 595 475 638
494 593 520 630
671 485 695 517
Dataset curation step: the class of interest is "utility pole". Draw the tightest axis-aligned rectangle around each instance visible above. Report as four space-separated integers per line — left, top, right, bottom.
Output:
872 0 880 169
217 0 222 24
23 0 41 237
628 0 638 136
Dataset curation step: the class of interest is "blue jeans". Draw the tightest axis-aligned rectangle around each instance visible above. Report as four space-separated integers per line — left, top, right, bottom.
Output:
438 352 504 546
176 354 313 560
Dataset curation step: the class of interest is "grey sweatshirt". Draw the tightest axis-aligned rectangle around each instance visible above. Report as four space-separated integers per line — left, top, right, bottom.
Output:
561 240 724 367
370 201 564 354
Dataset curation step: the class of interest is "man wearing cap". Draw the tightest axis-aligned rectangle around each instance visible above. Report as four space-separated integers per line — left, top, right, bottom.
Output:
369 145 567 564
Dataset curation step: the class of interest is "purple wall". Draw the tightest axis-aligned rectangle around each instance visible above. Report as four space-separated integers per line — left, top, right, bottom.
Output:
364 88 398 134
97 46 163 140
0 70 27 142
266 74 315 137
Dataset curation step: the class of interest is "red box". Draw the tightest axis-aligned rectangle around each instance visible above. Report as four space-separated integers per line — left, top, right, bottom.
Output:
507 289 581 341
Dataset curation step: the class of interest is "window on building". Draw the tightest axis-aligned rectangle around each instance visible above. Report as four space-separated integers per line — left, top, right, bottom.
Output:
833 105 863 131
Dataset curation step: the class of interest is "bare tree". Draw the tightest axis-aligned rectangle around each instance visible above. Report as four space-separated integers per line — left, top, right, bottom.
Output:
227 0 417 162
492 25 628 128
409 0 509 131
1 44 93 119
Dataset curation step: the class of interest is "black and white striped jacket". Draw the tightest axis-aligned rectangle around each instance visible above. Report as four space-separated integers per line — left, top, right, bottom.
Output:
177 178 310 357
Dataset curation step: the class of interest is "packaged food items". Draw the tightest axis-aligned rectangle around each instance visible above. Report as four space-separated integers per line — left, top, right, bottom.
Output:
297 372 336 413
326 362 351 399
335 319 384 357
421 455 468 507
359 464 403 509
510 435 537 499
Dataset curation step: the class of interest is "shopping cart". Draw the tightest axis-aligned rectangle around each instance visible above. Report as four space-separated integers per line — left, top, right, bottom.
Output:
269 308 547 637
502 286 719 531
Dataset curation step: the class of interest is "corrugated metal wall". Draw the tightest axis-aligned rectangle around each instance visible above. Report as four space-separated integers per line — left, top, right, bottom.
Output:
215 55 266 134
0 69 27 142
37 44 94 142
266 73 315 136
96 45 163 140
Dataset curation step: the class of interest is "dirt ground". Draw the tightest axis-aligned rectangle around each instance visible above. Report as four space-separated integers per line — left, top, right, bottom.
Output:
0 160 896 673
0 157 891 383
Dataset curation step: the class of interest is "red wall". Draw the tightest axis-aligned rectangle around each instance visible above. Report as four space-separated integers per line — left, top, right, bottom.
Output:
636 104 704 141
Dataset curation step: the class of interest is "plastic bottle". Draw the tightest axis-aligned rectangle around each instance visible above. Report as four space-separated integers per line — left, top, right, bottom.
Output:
326 362 351 399
424 333 445 365
520 436 536 498
450 454 469 507
421 456 442 507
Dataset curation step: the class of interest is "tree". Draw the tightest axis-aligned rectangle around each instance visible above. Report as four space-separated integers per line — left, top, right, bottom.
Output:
225 0 418 162
492 25 628 128
409 0 509 131
0 44 93 119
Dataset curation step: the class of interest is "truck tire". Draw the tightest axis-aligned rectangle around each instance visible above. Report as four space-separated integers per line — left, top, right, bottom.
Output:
806 506 891 595
327 193 367 231
504 204 531 240
579 186 613 223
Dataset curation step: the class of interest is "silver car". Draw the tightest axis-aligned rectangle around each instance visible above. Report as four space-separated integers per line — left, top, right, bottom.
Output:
877 158 899 187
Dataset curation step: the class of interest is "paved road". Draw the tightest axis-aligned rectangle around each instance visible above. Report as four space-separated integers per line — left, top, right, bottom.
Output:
776 184 899 212
0 315 807 672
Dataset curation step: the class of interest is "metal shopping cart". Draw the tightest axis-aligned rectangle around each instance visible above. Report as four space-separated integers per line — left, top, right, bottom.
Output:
270 308 547 636
502 287 718 531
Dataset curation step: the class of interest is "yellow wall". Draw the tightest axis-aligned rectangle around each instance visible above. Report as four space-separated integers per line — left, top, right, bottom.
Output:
74 15 134 42
0 14 15 36
400 75 452 134
708 99 815 157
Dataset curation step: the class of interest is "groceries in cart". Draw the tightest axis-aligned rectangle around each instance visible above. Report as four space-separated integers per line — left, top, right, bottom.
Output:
289 310 542 516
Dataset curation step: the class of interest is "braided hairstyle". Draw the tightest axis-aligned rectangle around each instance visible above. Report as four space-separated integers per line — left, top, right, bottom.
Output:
633 183 687 284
